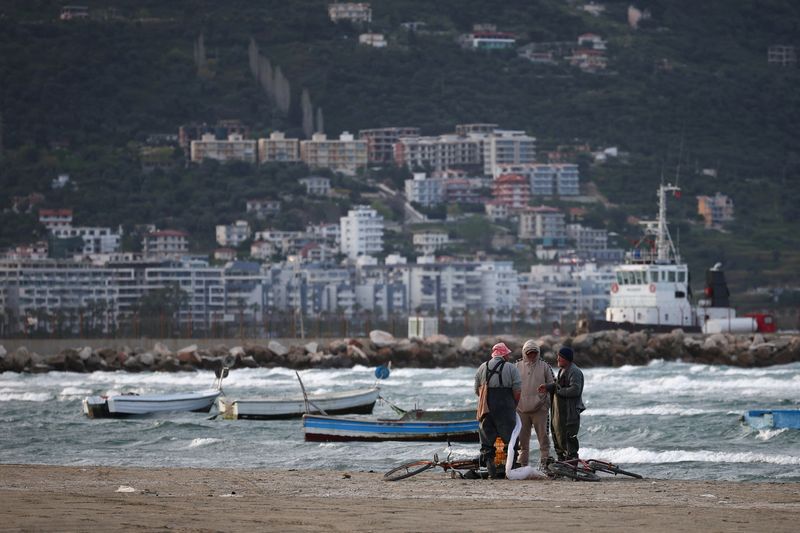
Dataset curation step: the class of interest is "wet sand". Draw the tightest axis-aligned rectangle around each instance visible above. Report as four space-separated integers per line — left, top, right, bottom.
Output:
1 464 798 532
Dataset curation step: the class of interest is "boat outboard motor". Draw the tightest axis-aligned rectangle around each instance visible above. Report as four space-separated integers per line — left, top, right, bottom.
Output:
704 263 730 307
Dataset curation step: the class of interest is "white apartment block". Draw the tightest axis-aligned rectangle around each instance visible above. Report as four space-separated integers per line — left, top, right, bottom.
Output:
216 220 252 247
514 163 580 196
359 127 420 163
484 130 536 177
306 222 341 244
328 2 372 23
405 173 444 207
300 132 368 176
299 176 331 196
50 226 121 255
142 230 189 258
413 231 449 255
394 135 481 172
340 205 384 260
519 206 567 244
257 131 300 163
566 223 608 251
485 201 509 221
190 133 257 164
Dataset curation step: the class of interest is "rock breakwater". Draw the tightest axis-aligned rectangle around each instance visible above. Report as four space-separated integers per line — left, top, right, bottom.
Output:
1 329 798 374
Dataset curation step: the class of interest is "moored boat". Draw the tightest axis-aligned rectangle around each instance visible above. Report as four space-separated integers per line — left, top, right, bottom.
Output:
83 389 223 418
302 412 479 442
217 387 380 420
743 409 800 430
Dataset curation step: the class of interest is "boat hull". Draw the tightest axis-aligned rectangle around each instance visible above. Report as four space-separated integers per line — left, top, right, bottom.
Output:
303 414 479 442
589 318 701 334
218 388 380 420
82 390 221 418
743 410 800 430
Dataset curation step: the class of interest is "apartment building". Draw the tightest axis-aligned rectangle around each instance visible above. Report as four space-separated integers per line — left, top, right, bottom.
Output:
215 220 252 247
300 132 368 176
257 131 300 163
246 199 281 218
142 230 189 258
394 134 482 172
190 133 257 164
484 130 537 177
405 173 444 207
359 127 420 163
697 192 735 228
492 174 530 210
298 176 331 196
39 208 73 229
340 205 384 260
50 226 122 255
328 2 372 23
519 206 567 245
413 231 450 255
501 163 579 196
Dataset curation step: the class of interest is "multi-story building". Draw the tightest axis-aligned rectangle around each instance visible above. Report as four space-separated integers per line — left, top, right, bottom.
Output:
519 206 566 245
359 33 386 47
142 230 189 258
460 31 516 50
492 174 530 210
216 220 252 247
328 2 372 23
485 200 509 221
300 132 368 176
697 192 735 228
340 205 384 260
190 133 257 164
394 134 482 172
566 223 608 252
257 131 300 163
179 120 250 153
507 163 580 196
298 176 331 196
50 226 122 255
768 45 797 66
455 123 499 136
413 231 450 255
484 130 537 177
359 127 420 164
246 199 281 218
39 209 73 229
443 177 486 204
405 173 444 207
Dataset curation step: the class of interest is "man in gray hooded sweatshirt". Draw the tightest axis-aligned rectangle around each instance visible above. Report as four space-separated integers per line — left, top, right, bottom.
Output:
515 339 555 469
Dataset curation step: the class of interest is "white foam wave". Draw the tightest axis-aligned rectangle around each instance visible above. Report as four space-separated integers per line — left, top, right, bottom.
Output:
59 386 91 398
581 446 800 465
0 392 50 402
420 379 472 389
187 438 222 449
756 428 788 441
585 405 721 417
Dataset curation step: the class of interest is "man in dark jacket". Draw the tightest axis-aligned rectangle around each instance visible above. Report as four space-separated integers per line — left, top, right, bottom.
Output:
539 346 585 460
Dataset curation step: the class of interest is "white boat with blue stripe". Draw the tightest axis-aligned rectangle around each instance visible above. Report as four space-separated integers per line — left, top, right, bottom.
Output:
302 413 479 442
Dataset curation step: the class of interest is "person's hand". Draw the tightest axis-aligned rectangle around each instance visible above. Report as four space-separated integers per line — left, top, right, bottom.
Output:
537 384 547 393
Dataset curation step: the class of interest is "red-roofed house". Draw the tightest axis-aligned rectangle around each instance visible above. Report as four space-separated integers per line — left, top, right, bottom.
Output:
39 208 73 229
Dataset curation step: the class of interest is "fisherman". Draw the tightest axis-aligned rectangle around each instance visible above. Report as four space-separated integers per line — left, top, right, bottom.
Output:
515 340 555 469
539 346 585 461
474 342 522 478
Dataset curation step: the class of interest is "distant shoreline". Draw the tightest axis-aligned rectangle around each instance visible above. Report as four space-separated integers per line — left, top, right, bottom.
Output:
0 464 797 532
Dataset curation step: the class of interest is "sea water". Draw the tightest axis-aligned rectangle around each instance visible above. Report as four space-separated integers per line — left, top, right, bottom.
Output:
1 361 798 482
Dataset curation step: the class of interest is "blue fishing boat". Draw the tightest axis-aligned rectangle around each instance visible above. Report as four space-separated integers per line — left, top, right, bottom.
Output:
743 409 800 430
302 413 479 442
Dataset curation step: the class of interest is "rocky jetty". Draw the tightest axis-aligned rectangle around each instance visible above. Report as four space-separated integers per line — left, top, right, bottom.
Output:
1 330 798 374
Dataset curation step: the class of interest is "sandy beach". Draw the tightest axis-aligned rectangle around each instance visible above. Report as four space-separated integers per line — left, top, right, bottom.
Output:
1 465 798 532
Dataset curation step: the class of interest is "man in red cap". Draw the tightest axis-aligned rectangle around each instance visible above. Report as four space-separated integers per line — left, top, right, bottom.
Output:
474 342 522 478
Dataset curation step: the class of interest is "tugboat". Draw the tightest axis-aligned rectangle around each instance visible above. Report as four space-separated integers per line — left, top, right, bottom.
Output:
591 184 772 334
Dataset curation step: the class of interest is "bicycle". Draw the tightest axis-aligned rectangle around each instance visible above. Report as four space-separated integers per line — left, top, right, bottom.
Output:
586 459 643 479
384 451 480 481
547 457 643 481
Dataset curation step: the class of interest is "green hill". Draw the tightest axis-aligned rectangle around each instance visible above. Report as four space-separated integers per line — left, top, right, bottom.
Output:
1 0 799 303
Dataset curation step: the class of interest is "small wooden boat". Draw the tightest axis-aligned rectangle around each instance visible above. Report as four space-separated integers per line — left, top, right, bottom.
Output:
743 409 800 430
302 412 479 442
218 387 380 420
83 389 222 418
82 366 228 418
398 408 476 421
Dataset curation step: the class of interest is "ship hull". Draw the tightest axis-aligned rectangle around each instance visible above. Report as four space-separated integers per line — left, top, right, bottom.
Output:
589 318 701 334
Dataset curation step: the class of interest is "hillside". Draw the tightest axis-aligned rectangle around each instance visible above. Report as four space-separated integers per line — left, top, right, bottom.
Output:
1 0 799 303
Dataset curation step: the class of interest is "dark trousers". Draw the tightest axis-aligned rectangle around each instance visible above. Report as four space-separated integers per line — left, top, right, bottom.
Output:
479 388 517 476
551 419 580 460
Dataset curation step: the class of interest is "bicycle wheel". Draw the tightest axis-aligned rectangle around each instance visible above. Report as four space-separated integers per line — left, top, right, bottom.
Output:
588 460 643 479
383 460 435 481
548 462 601 482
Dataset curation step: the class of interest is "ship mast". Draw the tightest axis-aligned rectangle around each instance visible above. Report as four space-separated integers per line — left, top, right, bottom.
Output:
656 183 680 264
